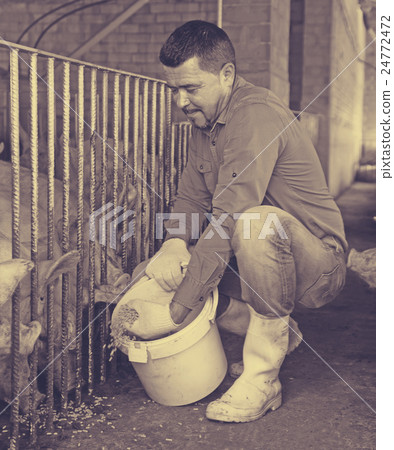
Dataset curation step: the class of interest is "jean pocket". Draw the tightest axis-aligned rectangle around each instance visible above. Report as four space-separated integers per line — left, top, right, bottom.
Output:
298 258 346 309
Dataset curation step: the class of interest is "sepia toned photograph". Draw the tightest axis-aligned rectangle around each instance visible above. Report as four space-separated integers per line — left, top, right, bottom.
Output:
0 0 381 448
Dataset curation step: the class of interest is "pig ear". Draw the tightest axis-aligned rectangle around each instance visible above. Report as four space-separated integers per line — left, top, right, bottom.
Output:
39 250 80 291
0 259 34 306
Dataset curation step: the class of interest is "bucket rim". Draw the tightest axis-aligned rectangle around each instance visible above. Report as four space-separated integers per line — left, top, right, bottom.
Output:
129 287 218 348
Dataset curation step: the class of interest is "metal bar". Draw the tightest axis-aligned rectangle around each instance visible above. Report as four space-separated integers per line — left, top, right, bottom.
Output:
100 71 108 285
140 79 149 262
158 84 165 218
46 56 56 431
75 64 85 405
0 40 166 83
170 123 176 208
176 124 182 191
88 68 97 395
112 74 120 249
165 87 172 212
61 61 71 413
182 123 189 171
149 81 157 258
131 78 140 269
28 51 39 446
108 73 120 376
99 70 108 384
217 0 223 28
122 76 130 271
9 46 21 450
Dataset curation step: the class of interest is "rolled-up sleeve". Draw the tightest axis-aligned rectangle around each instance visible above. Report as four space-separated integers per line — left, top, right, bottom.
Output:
172 104 287 310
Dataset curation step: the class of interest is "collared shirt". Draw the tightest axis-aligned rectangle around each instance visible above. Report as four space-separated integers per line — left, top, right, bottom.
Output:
164 76 348 310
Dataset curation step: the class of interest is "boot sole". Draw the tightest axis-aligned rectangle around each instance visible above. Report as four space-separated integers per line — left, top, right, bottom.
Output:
206 393 282 423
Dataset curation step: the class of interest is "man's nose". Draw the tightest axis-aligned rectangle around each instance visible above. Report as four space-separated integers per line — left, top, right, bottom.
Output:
175 89 190 109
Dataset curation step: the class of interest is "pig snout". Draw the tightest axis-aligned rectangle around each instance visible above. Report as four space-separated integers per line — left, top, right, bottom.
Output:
113 272 131 288
20 321 42 355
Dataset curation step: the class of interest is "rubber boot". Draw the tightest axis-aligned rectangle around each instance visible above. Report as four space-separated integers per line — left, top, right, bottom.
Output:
206 308 289 423
228 316 303 378
216 297 250 336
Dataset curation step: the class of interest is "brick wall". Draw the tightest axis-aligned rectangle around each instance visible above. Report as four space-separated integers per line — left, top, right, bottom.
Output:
0 0 217 80
301 0 332 181
223 0 291 104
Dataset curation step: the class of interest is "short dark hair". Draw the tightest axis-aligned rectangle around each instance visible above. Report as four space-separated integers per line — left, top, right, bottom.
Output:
159 20 236 74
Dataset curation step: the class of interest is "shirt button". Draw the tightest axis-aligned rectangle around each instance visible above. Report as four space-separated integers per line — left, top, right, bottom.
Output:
200 164 203 170
218 274 222 279
199 296 204 302
232 172 237 177
212 140 216 146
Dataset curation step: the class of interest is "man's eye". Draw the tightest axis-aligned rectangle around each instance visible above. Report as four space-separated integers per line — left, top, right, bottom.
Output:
170 87 178 94
186 88 198 94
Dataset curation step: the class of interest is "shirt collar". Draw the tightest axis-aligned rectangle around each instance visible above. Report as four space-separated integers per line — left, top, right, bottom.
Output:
208 75 246 133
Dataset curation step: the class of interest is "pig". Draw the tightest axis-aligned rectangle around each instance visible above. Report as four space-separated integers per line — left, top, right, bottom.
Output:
0 258 43 413
0 159 129 287
0 230 81 396
0 158 132 398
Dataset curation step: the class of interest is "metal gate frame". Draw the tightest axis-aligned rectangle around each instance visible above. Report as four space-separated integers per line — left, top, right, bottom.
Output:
0 39 190 448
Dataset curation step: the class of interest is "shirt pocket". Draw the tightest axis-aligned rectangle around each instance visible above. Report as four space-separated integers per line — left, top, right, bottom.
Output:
196 157 216 194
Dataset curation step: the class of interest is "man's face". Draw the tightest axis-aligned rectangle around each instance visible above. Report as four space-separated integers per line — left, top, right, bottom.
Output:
163 56 234 129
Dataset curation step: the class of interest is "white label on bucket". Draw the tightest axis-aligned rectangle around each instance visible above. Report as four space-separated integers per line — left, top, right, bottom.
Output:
128 342 148 363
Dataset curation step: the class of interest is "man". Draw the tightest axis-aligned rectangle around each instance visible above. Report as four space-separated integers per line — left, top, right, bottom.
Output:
133 20 347 423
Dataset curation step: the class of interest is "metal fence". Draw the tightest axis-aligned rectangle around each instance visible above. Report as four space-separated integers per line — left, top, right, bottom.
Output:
0 40 190 448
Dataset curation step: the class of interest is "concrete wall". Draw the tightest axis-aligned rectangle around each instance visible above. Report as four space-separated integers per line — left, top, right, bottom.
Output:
299 0 365 197
223 0 291 104
329 0 365 195
362 38 376 160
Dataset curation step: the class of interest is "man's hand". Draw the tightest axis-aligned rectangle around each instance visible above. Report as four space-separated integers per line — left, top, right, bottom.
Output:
169 301 192 324
145 239 191 291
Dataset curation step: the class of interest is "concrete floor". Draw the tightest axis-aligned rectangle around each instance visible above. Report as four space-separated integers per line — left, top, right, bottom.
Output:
1 181 376 449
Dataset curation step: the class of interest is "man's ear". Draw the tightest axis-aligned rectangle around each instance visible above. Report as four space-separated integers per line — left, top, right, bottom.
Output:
220 63 235 86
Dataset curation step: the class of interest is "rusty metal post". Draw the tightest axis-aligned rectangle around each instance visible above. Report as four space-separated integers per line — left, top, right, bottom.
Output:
88 68 97 395
9 46 21 450
131 78 140 269
149 81 157 257
61 61 71 412
99 70 109 384
75 64 85 405
158 84 165 216
170 123 176 207
121 76 130 271
176 124 183 191
112 74 120 253
140 80 149 261
28 51 39 445
165 87 172 212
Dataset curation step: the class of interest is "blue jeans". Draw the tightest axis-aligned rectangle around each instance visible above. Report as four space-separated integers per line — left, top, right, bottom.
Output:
219 206 347 316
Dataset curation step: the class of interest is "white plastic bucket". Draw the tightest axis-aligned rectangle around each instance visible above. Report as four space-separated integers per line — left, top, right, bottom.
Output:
117 288 227 406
